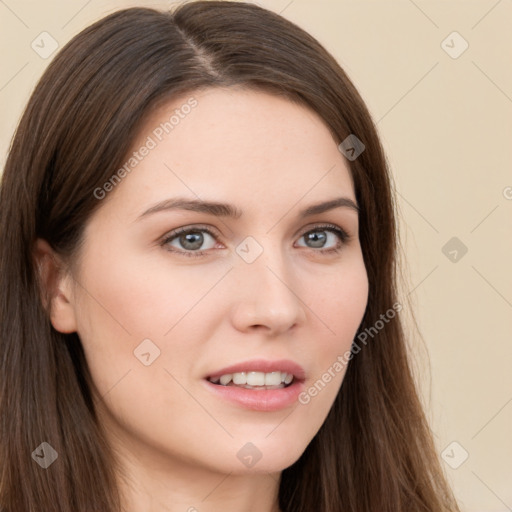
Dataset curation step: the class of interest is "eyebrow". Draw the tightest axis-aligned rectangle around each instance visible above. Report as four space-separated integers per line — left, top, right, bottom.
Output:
136 196 359 221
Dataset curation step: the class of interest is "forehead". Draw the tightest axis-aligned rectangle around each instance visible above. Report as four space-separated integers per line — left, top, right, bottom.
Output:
99 87 356 219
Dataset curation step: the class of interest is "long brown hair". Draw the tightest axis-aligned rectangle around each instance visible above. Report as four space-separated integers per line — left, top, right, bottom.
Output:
0 2 459 511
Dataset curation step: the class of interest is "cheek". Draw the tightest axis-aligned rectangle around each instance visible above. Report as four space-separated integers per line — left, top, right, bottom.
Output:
297 254 368 400
72 247 231 392
307 254 369 346
76 246 226 336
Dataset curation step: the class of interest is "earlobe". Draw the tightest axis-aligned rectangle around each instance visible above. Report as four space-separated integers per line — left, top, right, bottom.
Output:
33 238 78 334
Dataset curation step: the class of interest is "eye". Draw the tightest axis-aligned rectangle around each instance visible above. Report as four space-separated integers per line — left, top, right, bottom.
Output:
160 223 350 258
161 226 219 257
295 224 349 254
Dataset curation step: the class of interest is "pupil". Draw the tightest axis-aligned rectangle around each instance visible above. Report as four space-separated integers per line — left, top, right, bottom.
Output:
181 232 203 250
307 231 326 248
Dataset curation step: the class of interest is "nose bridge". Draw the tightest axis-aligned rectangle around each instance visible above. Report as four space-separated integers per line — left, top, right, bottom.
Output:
231 234 306 332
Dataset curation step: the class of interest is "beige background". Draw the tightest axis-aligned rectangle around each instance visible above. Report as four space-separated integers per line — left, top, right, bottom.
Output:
1 0 511 510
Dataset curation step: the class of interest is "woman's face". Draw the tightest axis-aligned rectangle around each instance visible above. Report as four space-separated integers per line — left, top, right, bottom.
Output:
59 87 368 476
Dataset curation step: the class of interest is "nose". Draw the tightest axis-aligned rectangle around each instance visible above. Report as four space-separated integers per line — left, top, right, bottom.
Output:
229 246 307 335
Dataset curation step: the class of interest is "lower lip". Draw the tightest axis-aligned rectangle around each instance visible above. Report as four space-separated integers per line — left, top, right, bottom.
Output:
202 378 305 412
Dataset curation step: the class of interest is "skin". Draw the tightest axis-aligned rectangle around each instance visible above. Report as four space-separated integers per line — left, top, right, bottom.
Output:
36 87 369 512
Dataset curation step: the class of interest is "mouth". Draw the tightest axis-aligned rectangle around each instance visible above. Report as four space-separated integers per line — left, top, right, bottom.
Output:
202 359 306 410
206 370 296 391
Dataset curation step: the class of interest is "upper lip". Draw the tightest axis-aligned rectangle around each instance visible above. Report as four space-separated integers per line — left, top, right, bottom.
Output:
206 359 306 381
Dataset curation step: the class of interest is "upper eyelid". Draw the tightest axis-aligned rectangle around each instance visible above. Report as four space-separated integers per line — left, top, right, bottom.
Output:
161 224 219 243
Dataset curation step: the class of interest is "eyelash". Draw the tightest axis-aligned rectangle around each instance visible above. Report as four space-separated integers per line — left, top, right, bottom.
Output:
160 223 351 258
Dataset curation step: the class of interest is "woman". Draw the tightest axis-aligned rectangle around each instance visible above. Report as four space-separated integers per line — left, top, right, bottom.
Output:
0 2 460 511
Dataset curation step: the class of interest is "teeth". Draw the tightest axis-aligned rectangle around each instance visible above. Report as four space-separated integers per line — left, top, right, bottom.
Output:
233 372 247 385
264 371 282 386
219 374 232 385
209 371 294 387
247 372 265 386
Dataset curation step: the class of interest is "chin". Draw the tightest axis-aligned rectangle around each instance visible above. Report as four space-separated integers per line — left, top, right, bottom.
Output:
225 436 308 475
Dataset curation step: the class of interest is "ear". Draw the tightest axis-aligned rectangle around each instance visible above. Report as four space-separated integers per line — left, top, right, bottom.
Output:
33 238 77 333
